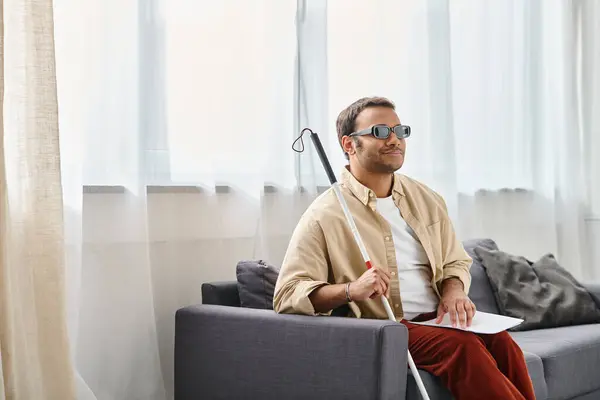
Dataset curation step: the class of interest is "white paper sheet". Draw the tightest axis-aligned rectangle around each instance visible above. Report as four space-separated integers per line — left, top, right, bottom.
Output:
408 311 523 334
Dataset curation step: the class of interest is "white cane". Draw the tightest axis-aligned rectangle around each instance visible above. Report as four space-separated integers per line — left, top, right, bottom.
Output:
293 128 431 400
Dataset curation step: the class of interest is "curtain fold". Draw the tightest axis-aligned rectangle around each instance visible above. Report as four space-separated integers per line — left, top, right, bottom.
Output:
0 0 76 398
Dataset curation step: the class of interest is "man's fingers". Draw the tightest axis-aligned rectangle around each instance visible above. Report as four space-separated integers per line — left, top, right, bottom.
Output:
448 304 458 327
457 301 467 328
380 277 388 298
366 278 377 299
466 302 475 327
367 267 392 298
373 268 391 289
435 304 446 324
376 281 383 297
371 285 380 298
369 280 384 299
380 269 391 285
375 275 388 298
380 276 390 294
364 267 394 299
375 266 392 280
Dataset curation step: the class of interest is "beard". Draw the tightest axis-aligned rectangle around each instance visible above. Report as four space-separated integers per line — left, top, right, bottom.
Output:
355 139 404 173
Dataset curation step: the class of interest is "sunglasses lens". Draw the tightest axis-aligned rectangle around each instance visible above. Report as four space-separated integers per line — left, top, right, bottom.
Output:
373 126 391 139
394 125 411 138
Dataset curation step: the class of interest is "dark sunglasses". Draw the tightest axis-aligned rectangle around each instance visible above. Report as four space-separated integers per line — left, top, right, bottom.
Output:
348 124 411 140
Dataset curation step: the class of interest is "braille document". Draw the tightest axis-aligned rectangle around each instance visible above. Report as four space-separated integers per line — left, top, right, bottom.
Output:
409 311 524 334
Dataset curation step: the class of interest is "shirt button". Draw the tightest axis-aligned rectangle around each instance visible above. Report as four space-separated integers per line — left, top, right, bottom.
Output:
395 304 400 308
369 192 374 197
391 271 396 276
385 236 391 241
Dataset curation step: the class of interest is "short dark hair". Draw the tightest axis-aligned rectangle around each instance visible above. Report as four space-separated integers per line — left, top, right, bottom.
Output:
336 96 396 159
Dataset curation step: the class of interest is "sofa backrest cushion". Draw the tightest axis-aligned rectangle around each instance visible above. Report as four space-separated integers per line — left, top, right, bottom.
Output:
461 238 502 314
236 260 280 309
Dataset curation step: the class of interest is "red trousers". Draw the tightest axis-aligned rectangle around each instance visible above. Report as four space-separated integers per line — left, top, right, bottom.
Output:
402 314 536 400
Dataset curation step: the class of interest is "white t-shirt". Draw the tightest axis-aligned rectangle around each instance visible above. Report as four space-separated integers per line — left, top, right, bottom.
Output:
375 196 439 320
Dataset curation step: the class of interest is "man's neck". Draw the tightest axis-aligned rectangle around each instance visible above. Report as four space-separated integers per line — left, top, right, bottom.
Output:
348 165 394 198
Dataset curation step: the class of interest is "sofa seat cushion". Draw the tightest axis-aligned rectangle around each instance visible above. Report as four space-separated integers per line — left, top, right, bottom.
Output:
522 351 548 400
406 351 547 400
406 369 452 400
511 324 600 400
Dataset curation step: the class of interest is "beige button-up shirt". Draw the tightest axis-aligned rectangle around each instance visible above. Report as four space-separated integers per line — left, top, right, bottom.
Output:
273 167 472 321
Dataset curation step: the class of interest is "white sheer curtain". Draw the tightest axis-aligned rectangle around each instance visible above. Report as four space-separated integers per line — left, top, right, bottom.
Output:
320 0 600 278
51 0 600 399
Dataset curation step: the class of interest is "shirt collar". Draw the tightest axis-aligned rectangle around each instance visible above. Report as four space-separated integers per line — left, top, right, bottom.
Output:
340 166 405 206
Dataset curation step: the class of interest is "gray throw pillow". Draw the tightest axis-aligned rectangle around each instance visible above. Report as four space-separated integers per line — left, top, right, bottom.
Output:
236 260 280 310
461 238 502 314
474 246 600 331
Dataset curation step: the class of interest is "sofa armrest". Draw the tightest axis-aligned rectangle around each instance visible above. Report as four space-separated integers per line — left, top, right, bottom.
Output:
175 305 408 400
584 283 600 308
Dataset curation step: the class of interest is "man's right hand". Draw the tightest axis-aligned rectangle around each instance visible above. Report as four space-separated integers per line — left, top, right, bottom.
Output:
349 267 392 301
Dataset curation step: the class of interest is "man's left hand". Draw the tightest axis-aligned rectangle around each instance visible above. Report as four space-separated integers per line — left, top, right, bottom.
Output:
435 278 476 328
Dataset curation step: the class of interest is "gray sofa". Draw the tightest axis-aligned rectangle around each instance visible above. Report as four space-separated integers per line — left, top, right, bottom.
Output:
175 239 600 399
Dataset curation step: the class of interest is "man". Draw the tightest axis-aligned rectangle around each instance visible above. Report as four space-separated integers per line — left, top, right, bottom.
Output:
273 97 535 400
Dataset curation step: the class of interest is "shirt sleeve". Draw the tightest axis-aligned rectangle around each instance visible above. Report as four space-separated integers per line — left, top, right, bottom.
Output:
436 198 473 294
273 213 332 316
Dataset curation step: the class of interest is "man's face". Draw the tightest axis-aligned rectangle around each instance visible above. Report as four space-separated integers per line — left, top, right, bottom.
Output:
344 106 406 173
